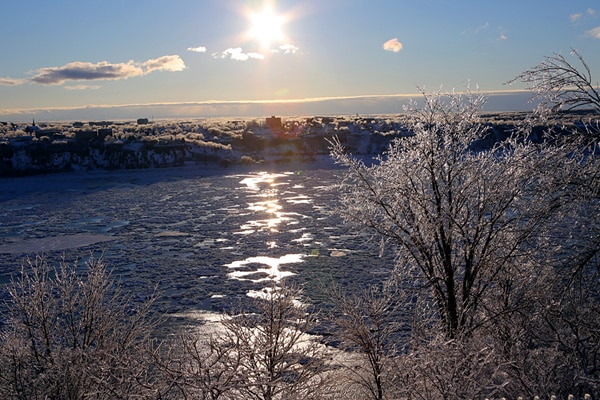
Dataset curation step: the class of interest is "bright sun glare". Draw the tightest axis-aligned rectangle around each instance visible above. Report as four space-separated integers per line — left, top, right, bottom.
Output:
249 6 285 49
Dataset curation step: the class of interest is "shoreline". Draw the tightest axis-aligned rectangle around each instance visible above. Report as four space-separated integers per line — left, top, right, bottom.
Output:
0 155 343 200
1 111 597 177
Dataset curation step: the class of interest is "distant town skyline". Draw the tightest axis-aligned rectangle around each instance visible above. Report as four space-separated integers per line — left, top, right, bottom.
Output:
1 0 599 121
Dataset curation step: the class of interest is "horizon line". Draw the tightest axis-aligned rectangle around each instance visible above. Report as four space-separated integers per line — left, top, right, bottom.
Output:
0 89 536 122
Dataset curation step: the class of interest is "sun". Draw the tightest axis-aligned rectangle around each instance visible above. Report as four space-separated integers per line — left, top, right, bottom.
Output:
248 5 285 49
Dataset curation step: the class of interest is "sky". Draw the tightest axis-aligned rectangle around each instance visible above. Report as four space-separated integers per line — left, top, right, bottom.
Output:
1 0 599 121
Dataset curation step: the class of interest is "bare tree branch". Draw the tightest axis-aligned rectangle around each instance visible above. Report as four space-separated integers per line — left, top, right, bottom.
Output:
509 49 600 114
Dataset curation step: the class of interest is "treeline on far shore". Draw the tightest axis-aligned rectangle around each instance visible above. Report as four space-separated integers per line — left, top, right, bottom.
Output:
1 110 597 177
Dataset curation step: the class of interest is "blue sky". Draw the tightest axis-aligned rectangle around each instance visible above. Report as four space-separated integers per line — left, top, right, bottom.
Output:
1 0 599 121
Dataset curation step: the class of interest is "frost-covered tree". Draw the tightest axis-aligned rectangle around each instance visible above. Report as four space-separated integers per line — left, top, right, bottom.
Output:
219 284 332 400
327 281 406 400
331 89 568 340
505 49 600 396
161 283 333 400
153 329 242 399
330 87 600 396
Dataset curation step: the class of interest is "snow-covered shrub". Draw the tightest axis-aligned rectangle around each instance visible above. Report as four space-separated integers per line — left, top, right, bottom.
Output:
0 256 159 399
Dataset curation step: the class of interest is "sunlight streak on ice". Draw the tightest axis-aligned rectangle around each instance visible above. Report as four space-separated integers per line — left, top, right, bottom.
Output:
239 172 288 191
225 254 303 282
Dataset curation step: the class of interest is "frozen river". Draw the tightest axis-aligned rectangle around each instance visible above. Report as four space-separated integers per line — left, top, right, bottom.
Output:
0 162 391 315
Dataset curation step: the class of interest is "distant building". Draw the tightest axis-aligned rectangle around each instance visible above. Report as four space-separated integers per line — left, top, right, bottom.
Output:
75 130 96 142
89 121 112 127
266 116 282 131
137 118 149 125
25 118 40 134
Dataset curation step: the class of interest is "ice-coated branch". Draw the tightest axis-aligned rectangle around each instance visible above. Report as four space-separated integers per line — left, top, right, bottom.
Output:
509 48 600 114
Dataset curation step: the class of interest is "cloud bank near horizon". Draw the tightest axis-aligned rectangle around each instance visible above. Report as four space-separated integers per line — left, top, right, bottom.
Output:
0 91 538 122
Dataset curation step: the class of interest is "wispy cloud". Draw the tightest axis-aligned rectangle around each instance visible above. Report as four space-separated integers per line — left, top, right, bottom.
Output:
570 13 583 22
462 22 490 36
0 91 541 122
383 38 403 53
498 33 507 40
0 77 26 85
586 26 600 39
475 22 489 33
212 48 265 61
187 46 207 53
1 55 186 86
273 44 299 54
571 8 596 22
64 84 102 90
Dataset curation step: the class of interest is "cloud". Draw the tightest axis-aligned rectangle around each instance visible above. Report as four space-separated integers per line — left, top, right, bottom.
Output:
0 77 26 86
212 48 265 61
187 46 207 53
275 44 299 54
475 22 489 33
64 84 102 90
14 55 186 85
498 33 507 40
31 61 143 84
142 55 186 73
383 38 403 53
571 8 595 22
570 13 583 22
0 91 542 122
586 26 600 39
462 22 490 36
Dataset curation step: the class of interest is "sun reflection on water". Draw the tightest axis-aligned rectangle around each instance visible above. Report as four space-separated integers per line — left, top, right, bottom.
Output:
225 172 315 296
239 172 287 191
225 254 303 282
235 172 312 235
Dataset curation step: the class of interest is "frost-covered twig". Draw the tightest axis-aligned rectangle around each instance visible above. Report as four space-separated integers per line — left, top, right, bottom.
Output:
509 49 600 114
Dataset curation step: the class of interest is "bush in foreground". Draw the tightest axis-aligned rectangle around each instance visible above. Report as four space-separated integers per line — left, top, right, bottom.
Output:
157 284 334 400
0 256 160 399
